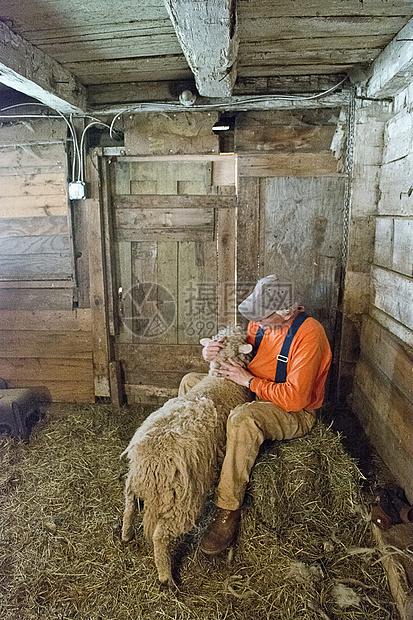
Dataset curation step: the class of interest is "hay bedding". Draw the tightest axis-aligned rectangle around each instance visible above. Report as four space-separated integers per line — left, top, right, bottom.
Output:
0 404 399 620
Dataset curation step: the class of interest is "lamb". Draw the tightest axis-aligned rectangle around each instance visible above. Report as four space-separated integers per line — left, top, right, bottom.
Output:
120 326 253 587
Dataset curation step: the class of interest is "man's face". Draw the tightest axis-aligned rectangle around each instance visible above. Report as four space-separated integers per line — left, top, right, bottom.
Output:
258 311 290 330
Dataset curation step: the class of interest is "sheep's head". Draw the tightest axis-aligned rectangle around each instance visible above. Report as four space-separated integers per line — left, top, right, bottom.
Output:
200 326 253 377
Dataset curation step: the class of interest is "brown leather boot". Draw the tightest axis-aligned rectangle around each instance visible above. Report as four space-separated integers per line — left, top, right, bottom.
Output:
200 507 241 556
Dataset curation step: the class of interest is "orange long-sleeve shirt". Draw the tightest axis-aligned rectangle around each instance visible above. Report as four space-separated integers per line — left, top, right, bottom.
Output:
246 315 332 412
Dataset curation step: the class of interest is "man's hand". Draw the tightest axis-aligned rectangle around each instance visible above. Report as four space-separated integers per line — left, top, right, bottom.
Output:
202 337 225 362
215 359 254 387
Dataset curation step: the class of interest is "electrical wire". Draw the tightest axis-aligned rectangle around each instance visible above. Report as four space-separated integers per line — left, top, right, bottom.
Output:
107 75 349 133
0 75 348 182
79 120 114 182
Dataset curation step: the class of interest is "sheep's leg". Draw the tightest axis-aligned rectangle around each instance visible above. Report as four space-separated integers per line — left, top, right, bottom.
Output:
152 521 176 589
122 482 136 542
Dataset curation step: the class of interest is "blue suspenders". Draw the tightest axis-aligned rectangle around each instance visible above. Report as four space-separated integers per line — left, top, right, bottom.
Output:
253 312 309 383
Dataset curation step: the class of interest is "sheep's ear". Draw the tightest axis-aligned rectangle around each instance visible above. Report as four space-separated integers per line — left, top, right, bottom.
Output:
239 343 253 354
200 338 212 346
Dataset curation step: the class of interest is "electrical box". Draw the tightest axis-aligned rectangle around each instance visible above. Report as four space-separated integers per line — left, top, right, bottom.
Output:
68 181 86 200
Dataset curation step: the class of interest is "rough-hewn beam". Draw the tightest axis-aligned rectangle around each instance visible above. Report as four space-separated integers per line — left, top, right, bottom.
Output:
91 91 350 116
365 19 413 99
0 20 87 114
163 0 238 98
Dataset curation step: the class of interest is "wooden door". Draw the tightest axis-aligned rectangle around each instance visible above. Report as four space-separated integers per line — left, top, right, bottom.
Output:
110 156 237 404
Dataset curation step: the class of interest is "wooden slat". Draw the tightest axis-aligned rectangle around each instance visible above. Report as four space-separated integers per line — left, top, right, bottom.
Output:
117 241 133 343
0 280 74 289
0 144 66 169
0 309 92 331
123 370 186 390
0 205 67 218
115 207 214 229
5 379 95 403
378 154 413 216
0 253 73 279
116 343 209 374
235 125 336 153
238 63 354 77
0 357 93 382
0 119 66 146
374 217 413 277
0 173 66 197
360 315 413 405
238 153 341 177
130 240 159 344
0 195 68 218
236 177 260 292
0 165 65 178
0 234 70 254
0 216 69 238
157 242 178 345
114 194 237 209
393 219 413 278
370 306 413 349
38 32 182 64
0 331 93 359
240 47 384 68
372 266 413 330
66 55 191 85
116 228 214 242
217 208 236 328
0 288 73 310
124 383 177 405
239 16 409 40
237 1 413 18
238 35 397 53
382 107 413 164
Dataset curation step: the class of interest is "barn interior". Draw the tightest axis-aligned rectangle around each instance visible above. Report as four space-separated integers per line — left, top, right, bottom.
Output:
0 1 412 618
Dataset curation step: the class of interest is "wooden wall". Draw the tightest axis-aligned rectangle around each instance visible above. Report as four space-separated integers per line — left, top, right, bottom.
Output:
0 118 95 402
350 90 413 500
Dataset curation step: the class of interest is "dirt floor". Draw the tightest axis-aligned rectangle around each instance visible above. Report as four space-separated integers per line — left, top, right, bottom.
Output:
0 401 404 619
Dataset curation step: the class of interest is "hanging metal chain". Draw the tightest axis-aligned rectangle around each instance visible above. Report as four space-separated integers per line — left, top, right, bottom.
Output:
341 86 356 274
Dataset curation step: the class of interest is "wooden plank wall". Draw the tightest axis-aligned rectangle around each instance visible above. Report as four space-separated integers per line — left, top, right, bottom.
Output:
351 92 413 500
0 118 94 402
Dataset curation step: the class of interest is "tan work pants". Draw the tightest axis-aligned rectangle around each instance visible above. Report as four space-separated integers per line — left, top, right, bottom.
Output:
178 373 317 510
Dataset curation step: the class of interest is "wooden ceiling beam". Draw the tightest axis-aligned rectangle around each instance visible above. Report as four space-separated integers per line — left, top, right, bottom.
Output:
0 20 87 115
363 19 413 99
163 0 239 98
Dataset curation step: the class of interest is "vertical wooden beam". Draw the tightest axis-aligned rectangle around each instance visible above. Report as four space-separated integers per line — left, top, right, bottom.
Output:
236 176 260 313
85 149 111 398
85 197 111 397
217 207 236 329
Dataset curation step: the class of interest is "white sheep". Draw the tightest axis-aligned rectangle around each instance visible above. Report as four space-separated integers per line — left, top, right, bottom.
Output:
120 326 253 587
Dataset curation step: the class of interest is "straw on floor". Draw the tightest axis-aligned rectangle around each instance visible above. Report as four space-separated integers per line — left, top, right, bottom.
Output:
0 403 399 620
